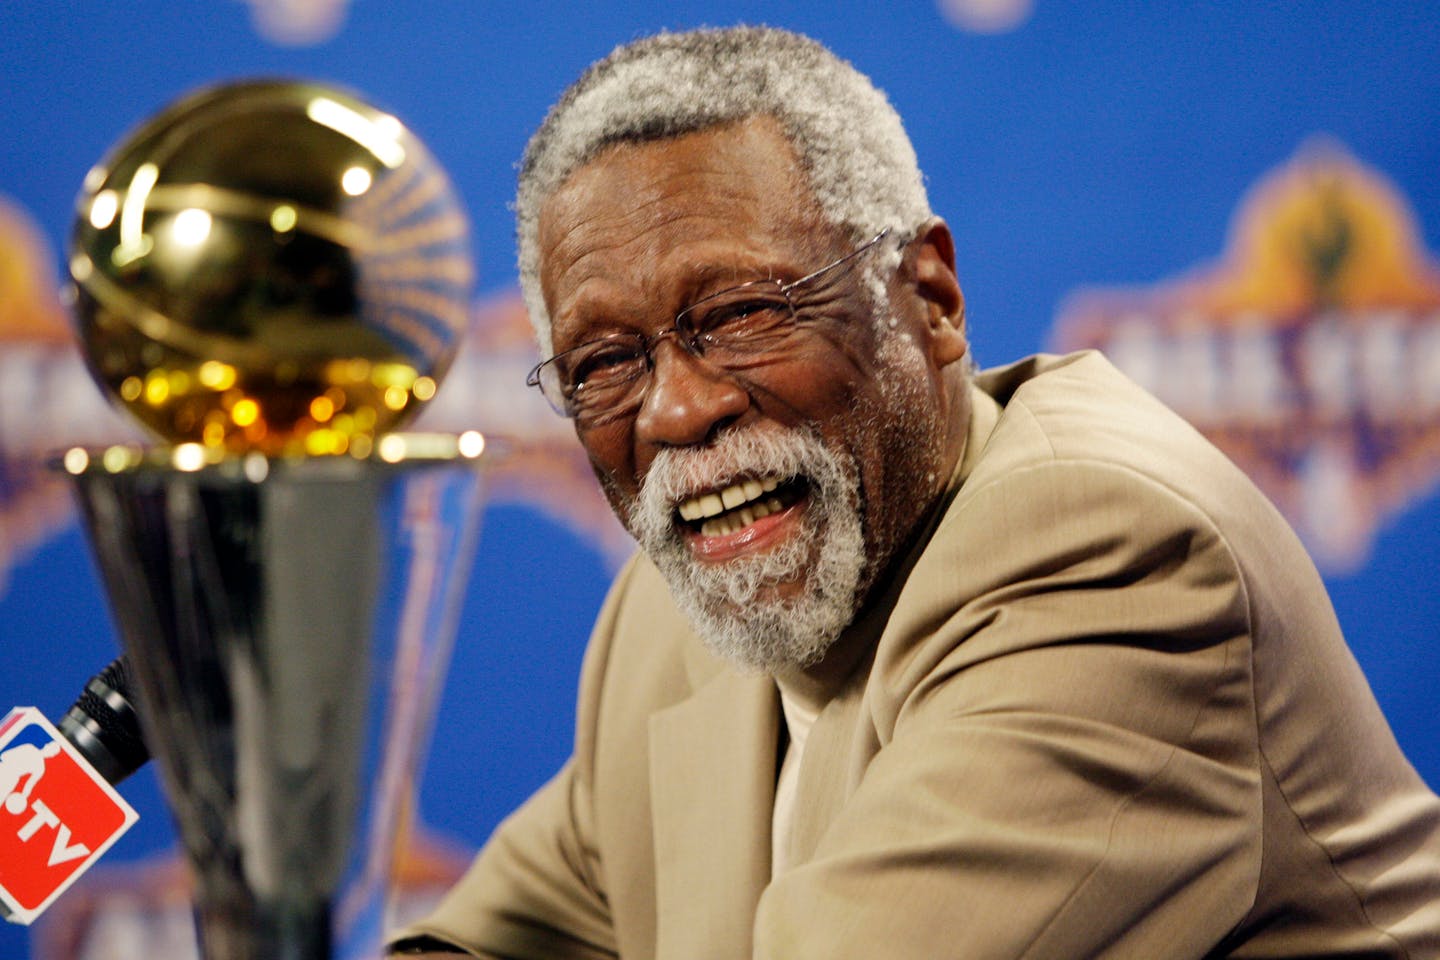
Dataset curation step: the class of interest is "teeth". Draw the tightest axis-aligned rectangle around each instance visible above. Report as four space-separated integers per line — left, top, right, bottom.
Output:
679 476 790 534
696 494 783 536
701 514 743 537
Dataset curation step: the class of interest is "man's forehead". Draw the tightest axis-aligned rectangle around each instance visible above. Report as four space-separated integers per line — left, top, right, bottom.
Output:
536 119 835 306
538 118 814 236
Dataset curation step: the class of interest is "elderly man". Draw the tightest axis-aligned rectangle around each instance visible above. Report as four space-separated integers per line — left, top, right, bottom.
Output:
394 26 1440 959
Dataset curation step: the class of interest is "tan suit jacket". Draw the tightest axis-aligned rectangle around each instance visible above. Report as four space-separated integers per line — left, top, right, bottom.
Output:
401 351 1440 958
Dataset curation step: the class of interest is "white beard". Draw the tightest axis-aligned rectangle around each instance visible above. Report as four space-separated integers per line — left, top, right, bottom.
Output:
625 426 866 673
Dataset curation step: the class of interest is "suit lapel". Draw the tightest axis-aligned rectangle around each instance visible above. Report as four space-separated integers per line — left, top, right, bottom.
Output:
649 670 778 960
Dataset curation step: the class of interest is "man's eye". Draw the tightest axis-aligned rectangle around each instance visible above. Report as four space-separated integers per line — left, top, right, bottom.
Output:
565 344 644 389
692 298 789 338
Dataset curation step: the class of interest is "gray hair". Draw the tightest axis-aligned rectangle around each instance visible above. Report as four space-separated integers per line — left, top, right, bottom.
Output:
516 25 933 354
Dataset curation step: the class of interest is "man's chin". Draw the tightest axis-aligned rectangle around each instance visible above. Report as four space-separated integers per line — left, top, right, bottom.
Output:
675 590 841 675
643 527 863 674
678 559 812 613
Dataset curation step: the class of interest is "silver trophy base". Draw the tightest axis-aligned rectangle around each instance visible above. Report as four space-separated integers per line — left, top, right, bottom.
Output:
66 441 485 960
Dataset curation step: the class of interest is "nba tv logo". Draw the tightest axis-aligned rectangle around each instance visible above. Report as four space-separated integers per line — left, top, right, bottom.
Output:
0 708 138 925
1052 141 1440 571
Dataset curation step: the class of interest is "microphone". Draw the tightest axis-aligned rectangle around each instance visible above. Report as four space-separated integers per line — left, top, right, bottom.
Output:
0 658 144 924
56 656 149 786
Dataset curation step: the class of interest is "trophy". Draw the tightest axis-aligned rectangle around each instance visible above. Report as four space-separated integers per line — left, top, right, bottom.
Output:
60 80 486 958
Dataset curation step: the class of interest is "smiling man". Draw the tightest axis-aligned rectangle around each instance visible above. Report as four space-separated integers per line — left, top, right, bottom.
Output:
393 26 1440 959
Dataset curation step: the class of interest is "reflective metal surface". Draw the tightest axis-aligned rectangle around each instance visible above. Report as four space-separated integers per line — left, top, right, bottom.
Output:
61 78 484 959
69 448 485 960
70 81 472 456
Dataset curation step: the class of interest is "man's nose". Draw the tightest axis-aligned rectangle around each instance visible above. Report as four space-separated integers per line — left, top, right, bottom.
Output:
633 340 749 447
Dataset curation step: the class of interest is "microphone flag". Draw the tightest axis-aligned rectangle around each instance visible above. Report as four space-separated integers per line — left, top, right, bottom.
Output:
0 706 138 925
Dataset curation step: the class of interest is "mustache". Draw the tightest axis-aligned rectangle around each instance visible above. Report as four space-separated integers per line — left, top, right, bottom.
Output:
635 426 830 516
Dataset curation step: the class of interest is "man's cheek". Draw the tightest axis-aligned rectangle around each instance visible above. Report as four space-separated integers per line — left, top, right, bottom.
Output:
587 458 638 527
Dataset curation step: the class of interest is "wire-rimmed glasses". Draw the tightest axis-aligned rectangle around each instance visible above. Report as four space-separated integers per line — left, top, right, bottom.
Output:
527 227 893 425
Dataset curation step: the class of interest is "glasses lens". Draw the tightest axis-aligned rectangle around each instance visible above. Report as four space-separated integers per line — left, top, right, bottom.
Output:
678 281 795 355
545 333 648 416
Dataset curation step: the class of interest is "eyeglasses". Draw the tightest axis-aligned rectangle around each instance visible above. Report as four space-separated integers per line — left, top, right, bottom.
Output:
527 227 893 425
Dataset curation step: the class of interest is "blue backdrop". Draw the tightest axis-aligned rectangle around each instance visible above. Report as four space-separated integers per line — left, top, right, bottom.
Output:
1 3 1437 956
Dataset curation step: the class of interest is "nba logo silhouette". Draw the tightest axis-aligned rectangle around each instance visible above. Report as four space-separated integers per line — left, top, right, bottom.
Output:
0 707 138 924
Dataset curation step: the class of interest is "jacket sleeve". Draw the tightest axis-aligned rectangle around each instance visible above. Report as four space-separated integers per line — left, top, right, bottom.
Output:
392 760 617 959
755 458 1264 959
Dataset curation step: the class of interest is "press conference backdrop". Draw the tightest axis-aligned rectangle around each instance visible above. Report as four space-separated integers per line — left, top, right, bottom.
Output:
2 2 1437 956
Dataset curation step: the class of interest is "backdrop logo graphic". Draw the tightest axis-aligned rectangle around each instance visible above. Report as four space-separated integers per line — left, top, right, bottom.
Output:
1052 141 1440 571
0 709 138 925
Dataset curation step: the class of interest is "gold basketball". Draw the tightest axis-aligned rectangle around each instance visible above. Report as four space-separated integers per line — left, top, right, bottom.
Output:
70 80 472 457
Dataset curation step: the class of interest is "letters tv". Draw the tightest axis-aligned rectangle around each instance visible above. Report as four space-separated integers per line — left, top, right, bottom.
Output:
0 711 133 921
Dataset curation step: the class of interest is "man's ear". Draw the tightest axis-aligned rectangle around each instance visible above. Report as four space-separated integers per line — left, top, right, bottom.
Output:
908 217 968 368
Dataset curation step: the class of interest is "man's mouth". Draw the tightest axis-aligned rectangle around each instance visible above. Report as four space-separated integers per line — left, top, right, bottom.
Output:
675 476 807 537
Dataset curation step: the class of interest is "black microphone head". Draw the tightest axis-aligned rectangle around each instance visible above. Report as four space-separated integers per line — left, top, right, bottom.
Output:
96 656 134 699
58 655 149 785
